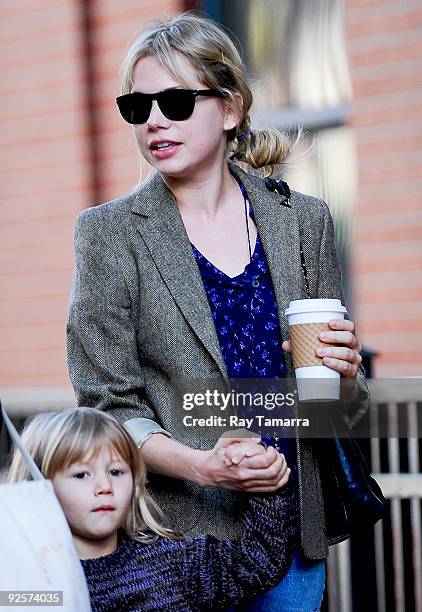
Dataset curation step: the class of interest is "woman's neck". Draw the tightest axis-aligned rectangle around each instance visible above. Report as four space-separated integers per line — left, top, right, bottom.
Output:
164 163 238 221
73 531 118 560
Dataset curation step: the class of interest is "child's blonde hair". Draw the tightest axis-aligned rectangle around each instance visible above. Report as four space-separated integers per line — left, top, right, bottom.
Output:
8 407 180 542
120 12 296 177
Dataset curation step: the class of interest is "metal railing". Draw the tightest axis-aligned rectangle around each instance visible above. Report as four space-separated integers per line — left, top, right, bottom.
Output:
327 380 422 612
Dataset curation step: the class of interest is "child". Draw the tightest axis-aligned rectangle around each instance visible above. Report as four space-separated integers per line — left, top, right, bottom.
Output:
9 408 297 612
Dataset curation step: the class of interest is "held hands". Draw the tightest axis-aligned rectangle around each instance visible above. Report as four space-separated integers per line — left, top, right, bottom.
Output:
282 318 362 379
196 320 361 490
197 435 290 493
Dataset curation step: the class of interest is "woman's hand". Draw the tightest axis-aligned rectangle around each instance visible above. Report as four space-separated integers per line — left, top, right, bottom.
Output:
195 435 290 493
282 318 362 378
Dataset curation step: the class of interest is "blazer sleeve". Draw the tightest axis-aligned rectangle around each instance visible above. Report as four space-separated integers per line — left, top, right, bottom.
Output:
66 209 171 446
316 201 369 427
181 483 297 609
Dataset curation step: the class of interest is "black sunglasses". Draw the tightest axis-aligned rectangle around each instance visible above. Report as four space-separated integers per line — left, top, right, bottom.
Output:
116 88 224 125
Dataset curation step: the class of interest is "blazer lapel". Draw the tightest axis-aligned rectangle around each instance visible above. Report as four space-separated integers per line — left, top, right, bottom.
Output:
131 173 227 377
233 166 308 341
130 166 308 375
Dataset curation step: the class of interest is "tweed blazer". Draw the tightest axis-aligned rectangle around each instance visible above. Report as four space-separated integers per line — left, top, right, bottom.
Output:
67 162 368 560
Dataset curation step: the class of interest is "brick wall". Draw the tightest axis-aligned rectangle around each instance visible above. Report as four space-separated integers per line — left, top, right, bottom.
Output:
1 1 89 387
346 0 422 376
0 0 183 388
86 0 183 202
2 0 421 387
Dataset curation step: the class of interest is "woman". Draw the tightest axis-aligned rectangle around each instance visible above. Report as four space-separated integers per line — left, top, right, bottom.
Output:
67 13 367 611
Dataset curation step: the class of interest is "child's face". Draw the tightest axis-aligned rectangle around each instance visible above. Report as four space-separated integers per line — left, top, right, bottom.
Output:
52 444 133 558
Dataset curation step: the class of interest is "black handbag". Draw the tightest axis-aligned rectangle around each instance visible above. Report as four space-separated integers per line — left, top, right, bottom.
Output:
295 210 386 541
318 419 386 541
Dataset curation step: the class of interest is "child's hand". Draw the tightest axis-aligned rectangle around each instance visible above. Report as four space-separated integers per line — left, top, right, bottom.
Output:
223 440 265 466
196 433 290 493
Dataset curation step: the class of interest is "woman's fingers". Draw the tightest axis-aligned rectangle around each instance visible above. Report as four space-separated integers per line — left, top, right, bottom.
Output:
206 444 289 491
316 346 361 363
320 330 356 346
321 356 361 377
314 318 362 378
230 451 287 489
328 318 355 332
285 320 361 353
240 467 291 493
321 320 357 343
282 339 292 353
316 344 362 377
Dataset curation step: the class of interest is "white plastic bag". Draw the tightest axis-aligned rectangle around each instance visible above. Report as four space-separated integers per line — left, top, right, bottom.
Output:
0 405 91 611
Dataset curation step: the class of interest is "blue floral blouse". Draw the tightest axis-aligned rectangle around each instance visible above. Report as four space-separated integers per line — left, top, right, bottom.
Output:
191 178 297 471
192 229 285 379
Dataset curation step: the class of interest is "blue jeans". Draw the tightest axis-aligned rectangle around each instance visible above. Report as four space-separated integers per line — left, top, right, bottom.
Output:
228 549 326 612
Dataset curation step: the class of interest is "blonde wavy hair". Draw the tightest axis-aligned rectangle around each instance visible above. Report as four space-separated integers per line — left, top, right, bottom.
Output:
120 12 298 177
8 407 181 542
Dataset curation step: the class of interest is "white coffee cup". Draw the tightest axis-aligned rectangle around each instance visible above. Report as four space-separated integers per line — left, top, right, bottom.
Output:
285 298 347 401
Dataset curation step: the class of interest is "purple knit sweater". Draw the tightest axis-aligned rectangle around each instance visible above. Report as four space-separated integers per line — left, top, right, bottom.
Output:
81 484 297 611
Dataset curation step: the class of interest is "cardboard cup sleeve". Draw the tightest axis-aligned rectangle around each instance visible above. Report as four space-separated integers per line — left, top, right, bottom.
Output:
289 322 336 369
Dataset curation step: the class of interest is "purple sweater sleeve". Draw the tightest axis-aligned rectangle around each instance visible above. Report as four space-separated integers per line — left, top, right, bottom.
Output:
182 483 298 609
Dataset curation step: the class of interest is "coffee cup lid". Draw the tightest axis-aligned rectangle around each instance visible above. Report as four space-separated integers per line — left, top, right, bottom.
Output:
285 298 347 316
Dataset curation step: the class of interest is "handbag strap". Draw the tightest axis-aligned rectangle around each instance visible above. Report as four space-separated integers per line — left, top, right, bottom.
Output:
300 243 311 298
0 401 44 481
